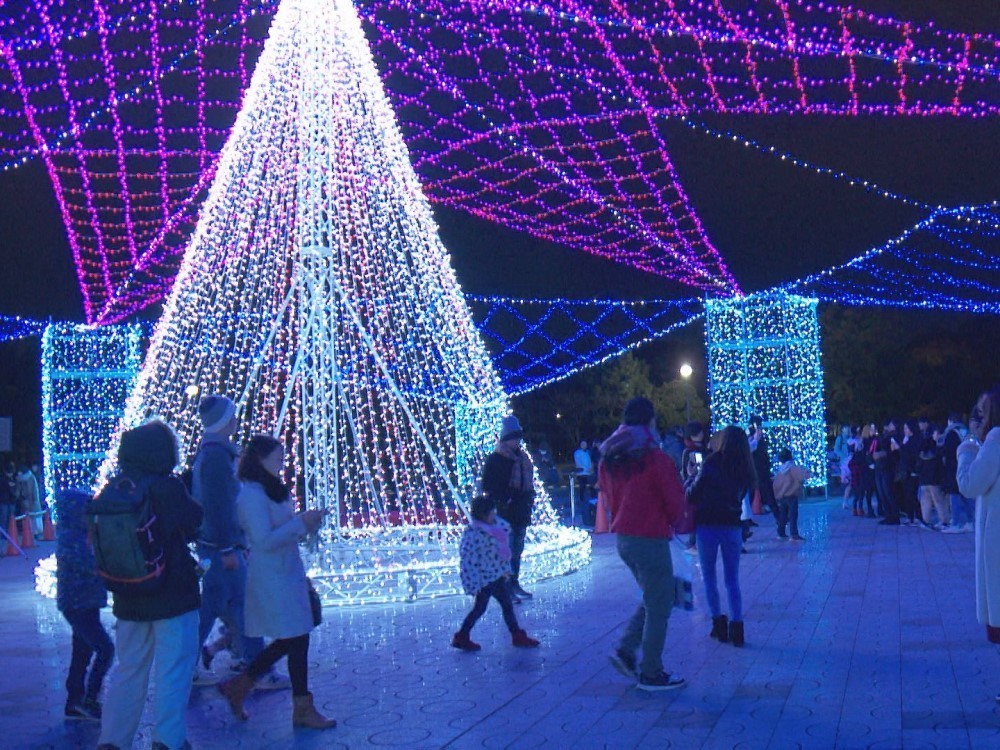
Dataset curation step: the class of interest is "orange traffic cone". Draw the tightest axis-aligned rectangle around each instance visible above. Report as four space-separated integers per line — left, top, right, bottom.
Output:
42 510 55 542
594 490 610 534
5 515 19 556
19 515 35 549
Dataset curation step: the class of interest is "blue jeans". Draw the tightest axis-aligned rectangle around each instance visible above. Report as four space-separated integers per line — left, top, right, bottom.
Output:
197 549 262 664
696 525 743 622
950 493 975 526
616 535 674 679
62 607 114 705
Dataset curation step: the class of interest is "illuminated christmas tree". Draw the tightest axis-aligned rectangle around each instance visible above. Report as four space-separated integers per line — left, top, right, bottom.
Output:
103 0 589 604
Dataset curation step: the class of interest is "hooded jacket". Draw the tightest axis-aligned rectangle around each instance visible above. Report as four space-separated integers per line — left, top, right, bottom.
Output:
598 425 685 538
110 420 203 622
56 489 108 613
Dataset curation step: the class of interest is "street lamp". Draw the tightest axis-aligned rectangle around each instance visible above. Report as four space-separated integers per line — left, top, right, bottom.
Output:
679 363 693 424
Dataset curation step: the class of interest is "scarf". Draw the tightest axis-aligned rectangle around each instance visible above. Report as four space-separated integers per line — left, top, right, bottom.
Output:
472 519 512 561
494 441 535 492
600 424 658 460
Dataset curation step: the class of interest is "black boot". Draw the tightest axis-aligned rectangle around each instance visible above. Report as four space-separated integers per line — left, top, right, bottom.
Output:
730 620 745 647
710 615 729 642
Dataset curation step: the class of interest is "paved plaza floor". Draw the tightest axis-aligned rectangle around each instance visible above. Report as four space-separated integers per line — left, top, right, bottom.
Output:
1 499 998 749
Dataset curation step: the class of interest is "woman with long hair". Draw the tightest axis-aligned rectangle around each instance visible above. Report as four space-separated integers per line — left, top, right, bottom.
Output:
686 425 757 647
218 435 334 729
956 385 1000 703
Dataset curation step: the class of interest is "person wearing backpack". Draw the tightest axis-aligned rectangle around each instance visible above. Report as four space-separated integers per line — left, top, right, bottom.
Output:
97 419 203 750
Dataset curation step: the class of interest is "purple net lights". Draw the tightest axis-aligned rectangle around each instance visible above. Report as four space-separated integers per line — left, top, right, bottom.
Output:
1 1 998 323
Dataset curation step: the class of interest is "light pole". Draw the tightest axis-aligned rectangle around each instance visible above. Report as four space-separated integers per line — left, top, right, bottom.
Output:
679 363 693 424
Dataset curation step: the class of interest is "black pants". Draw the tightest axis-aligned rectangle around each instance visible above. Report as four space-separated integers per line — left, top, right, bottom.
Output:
508 524 527 584
62 607 114 706
776 496 800 537
460 579 520 635
247 633 309 696
901 475 920 521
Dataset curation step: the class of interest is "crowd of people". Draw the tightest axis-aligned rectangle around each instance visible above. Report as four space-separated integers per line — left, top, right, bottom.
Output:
832 413 976 531
51 395 334 750
1 459 45 548
33 382 1000 746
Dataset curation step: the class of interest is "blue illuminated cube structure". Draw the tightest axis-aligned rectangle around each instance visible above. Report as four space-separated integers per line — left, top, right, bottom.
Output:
705 293 827 487
41 323 143 503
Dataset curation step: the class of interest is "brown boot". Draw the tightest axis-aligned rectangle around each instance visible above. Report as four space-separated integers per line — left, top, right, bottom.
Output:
292 693 336 729
217 673 253 720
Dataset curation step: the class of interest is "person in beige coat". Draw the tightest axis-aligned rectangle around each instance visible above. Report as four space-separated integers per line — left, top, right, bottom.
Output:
218 435 334 729
955 385 1000 704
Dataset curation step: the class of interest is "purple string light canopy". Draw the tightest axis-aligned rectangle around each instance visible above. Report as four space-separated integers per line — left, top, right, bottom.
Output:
2 1 999 324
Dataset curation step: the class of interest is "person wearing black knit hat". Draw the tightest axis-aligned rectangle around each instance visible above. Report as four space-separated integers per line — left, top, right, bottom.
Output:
480 415 536 602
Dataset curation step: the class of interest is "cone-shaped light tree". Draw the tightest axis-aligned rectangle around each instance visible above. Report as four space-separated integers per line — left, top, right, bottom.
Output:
101 0 590 603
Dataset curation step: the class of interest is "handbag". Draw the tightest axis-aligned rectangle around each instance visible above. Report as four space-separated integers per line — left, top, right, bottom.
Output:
669 539 694 611
307 578 323 627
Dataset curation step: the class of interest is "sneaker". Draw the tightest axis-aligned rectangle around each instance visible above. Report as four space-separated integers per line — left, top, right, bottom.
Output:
608 649 637 679
637 671 686 691
64 703 99 721
81 697 102 719
789 535 806 542
192 667 217 686
941 524 961 534
255 671 291 691
960 523 975 533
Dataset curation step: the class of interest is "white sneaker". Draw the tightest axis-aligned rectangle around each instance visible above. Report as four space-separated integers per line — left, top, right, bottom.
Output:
941 525 961 534
961 523 975 533
255 671 291 690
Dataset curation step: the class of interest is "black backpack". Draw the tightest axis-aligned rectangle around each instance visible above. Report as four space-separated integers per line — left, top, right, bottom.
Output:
88 475 166 594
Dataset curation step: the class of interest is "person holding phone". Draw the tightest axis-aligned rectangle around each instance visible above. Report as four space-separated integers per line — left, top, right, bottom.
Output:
956 386 1000 704
218 435 335 729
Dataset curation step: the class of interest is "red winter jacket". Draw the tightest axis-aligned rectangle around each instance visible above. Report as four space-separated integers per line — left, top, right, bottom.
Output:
599 426 686 538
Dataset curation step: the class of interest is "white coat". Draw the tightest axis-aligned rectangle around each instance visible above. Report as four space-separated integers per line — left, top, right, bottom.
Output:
238 481 313 639
956 426 1000 629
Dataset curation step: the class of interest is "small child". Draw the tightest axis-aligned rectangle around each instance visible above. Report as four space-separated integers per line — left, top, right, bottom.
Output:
55 489 114 720
771 448 812 541
452 496 540 651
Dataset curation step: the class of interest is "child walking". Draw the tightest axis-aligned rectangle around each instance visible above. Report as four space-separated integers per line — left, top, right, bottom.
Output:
452 496 540 651
56 489 115 720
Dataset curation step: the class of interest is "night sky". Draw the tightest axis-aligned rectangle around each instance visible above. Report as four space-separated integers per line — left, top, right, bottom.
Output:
0 1 998 317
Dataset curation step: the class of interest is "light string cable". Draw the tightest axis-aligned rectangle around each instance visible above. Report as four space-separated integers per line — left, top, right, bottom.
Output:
0 0 279 172
465 295 704 394
362 5 742 293
775 202 1000 313
516 2 1000 87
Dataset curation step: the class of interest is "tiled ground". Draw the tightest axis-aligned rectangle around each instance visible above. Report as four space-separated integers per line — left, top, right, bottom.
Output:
2 500 998 749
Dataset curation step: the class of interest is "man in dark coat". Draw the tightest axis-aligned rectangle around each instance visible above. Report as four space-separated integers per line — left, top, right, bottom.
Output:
748 416 776 525
480 415 535 601
98 419 203 750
